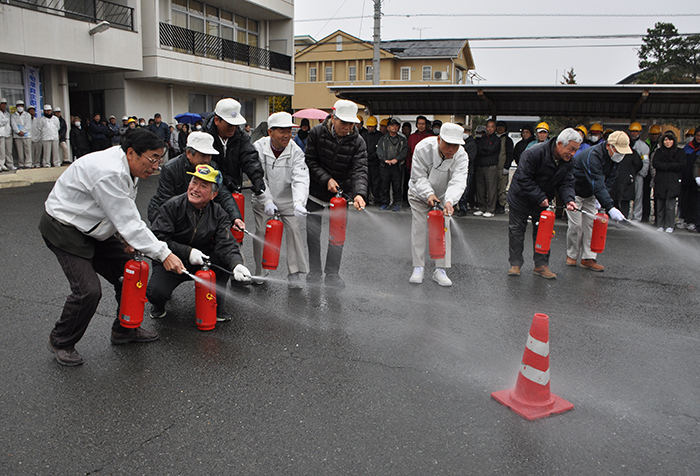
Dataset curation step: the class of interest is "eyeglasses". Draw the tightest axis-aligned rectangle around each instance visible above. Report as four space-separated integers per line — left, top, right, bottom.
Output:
140 153 164 166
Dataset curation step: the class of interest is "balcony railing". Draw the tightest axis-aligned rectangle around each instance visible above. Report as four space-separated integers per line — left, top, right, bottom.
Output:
8 0 134 31
159 22 292 74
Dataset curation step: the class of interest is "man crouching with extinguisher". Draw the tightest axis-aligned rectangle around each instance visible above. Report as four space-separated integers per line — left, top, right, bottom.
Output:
506 128 581 279
147 164 251 323
40 129 185 366
408 123 469 287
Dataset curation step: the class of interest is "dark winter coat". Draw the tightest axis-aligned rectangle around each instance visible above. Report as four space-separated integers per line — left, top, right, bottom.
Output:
475 132 501 167
463 136 478 171
305 117 368 202
150 193 242 270
572 140 619 212
513 136 536 165
359 128 383 166
376 132 408 167
147 152 242 223
653 134 685 199
507 137 575 213
88 119 111 152
70 125 90 158
57 115 67 142
611 150 643 201
203 114 265 194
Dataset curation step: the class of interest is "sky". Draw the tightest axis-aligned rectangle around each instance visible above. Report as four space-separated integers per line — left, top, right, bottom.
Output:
294 0 700 85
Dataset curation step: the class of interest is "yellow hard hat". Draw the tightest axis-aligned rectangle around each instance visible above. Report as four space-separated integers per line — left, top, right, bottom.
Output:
685 128 695 136
357 114 364 123
589 123 604 133
629 122 642 132
535 122 549 132
366 116 378 127
187 164 221 184
575 124 588 136
649 124 662 134
603 129 614 136
379 118 389 127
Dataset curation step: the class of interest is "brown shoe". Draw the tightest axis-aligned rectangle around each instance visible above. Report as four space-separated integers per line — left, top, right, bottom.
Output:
508 266 521 276
110 327 160 345
533 265 557 279
566 256 577 266
579 259 604 272
48 340 84 366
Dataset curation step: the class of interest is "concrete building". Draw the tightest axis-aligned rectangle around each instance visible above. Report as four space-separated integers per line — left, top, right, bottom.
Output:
293 30 476 120
1 0 294 132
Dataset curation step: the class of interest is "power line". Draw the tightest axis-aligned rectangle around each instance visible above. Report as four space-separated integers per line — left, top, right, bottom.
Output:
297 13 700 22
470 44 641 50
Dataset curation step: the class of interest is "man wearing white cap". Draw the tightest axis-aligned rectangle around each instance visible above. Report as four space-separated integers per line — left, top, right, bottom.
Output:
304 99 368 288
205 98 266 200
408 123 469 287
36 104 61 167
0 98 13 171
11 100 32 169
252 112 310 288
565 130 631 272
147 131 244 233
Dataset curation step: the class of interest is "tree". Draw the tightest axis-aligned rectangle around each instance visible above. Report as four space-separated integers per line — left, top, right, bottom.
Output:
637 22 700 84
269 95 291 114
560 68 577 85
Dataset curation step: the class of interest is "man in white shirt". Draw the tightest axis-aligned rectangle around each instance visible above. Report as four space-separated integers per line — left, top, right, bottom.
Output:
36 104 61 167
0 98 13 171
39 129 185 366
408 123 469 287
10 99 32 169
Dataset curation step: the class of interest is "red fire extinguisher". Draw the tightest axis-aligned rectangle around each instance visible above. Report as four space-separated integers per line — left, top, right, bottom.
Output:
534 209 556 254
262 215 284 270
119 252 149 329
231 192 245 243
428 206 446 260
195 261 217 331
590 212 609 253
329 190 348 246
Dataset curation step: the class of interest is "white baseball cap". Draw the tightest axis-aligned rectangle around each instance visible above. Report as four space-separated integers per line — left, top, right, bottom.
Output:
54 107 61 112
332 100 360 123
122 115 128 121
439 123 465 145
44 104 52 111
186 131 219 155
0 98 6 103
267 112 296 129
215 98 246 126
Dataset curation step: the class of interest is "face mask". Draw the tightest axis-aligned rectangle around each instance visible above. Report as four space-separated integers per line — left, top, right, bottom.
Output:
610 151 624 163
16 107 23 113
196 125 202 131
590 135 600 143
140 122 146 127
433 128 440 135
75 122 81 127
463 133 470 140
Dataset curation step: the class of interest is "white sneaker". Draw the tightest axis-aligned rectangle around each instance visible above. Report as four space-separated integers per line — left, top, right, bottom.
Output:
409 266 424 284
665 227 674 233
473 210 483 216
432 268 452 287
483 212 494 218
657 227 664 232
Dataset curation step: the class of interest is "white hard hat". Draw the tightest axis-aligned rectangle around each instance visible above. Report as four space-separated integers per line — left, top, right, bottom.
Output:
267 112 296 128
215 98 246 126
44 104 52 111
0 98 6 103
439 123 465 145
332 100 360 123
54 107 61 112
186 131 219 155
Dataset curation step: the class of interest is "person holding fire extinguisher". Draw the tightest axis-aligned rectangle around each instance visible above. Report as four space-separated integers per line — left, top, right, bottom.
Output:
251 112 310 289
304 99 368 288
565 130 631 271
147 164 251 323
506 128 582 279
40 129 185 366
408 123 469 287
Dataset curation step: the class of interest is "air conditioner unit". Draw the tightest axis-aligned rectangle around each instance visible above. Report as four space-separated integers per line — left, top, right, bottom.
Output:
434 71 448 81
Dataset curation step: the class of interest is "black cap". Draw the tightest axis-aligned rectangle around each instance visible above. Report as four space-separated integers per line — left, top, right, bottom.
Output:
387 118 400 127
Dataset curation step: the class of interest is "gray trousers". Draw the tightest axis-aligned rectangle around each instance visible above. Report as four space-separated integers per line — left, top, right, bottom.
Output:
0 136 12 169
32 141 42 167
42 140 60 167
566 195 597 260
409 191 451 268
15 137 31 168
475 165 499 213
252 199 309 276
656 197 677 229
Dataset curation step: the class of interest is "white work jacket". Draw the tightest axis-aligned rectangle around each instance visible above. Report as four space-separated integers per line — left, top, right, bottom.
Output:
36 115 60 141
253 137 310 209
0 110 11 138
409 136 469 206
11 111 32 139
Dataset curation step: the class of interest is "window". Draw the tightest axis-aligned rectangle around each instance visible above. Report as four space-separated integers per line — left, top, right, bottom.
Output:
309 67 317 82
325 66 333 82
170 1 259 47
401 67 410 81
365 65 373 81
422 65 432 81
349 66 356 82
336 35 343 51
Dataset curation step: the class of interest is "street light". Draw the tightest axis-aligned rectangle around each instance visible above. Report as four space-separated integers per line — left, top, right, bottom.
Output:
89 21 111 35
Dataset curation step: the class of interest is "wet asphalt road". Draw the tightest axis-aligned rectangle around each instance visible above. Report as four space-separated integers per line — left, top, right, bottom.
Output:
1 178 699 475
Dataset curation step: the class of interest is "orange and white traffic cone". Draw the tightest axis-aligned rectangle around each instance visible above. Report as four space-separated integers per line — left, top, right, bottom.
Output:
491 313 573 420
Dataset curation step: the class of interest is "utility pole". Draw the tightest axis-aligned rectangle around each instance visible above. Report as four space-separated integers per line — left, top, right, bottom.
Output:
372 0 381 85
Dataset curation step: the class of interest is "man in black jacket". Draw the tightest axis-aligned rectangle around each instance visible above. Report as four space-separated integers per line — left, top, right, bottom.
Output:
457 124 477 215
204 98 265 197
305 99 368 287
513 125 536 165
54 107 70 164
147 131 243 232
507 128 581 279
359 116 383 205
70 117 90 159
495 120 514 214
474 119 501 217
147 165 251 322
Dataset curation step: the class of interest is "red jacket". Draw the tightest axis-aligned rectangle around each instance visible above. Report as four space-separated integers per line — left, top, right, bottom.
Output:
406 130 433 170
